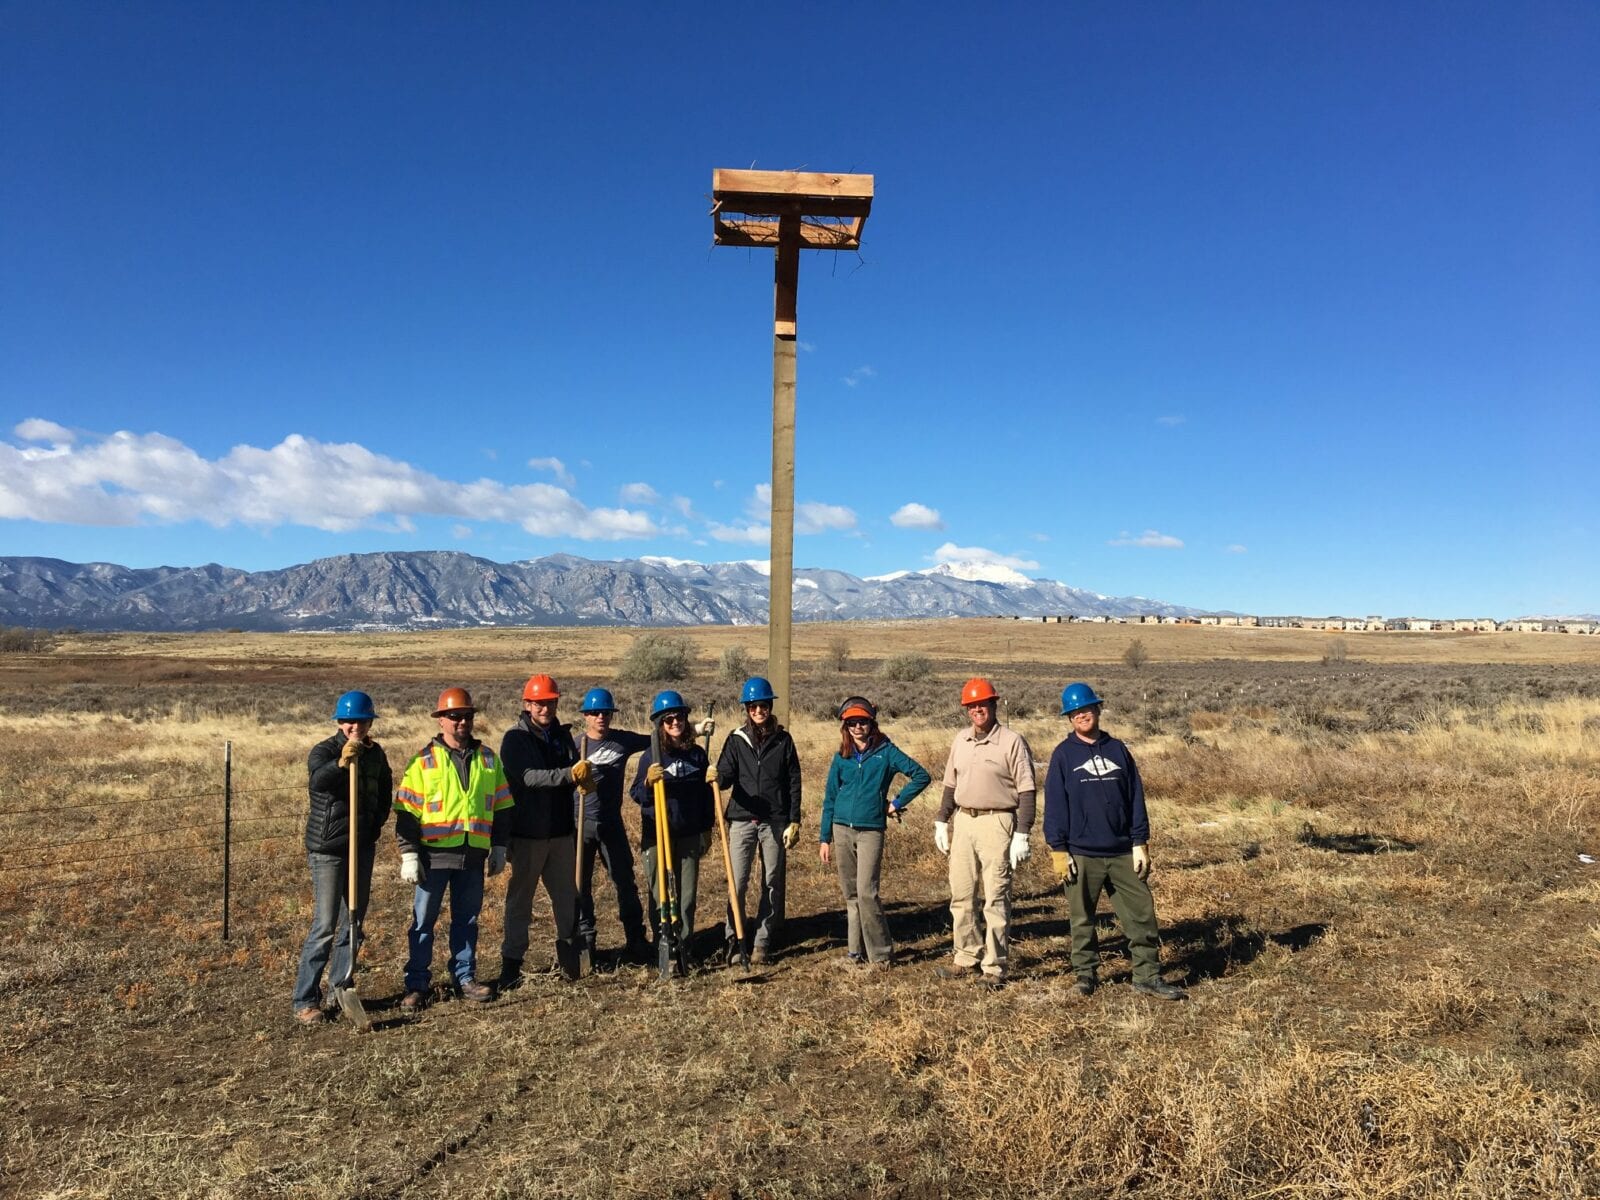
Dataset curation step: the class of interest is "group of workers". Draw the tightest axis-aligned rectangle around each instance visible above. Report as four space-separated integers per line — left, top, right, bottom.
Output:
291 671 1184 1023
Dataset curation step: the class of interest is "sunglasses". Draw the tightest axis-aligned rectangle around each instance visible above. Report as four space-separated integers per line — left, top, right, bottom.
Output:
660 713 687 724
844 717 873 728
441 711 475 722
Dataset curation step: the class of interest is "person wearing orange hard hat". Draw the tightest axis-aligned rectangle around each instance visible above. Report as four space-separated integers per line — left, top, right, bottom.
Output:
497 674 593 985
393 686 514 1011
932 677 1037 990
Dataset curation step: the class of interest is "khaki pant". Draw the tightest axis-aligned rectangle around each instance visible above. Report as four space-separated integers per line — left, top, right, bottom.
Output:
501 834 577 962
1064 852 1162 983
832 825 892 963
948 808 1015 978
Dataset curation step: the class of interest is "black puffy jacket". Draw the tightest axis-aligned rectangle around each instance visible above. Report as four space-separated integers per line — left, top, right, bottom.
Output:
499 713 579 840
304 734 393 855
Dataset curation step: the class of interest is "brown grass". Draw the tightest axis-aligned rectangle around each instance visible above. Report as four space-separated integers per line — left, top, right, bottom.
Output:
1 621 1598 1197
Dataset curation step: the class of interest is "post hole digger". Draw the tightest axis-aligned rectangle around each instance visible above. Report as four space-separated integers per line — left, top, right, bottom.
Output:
649 713 688 981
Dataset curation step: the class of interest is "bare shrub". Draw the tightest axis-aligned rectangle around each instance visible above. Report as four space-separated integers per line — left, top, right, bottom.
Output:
1322 637 1350 666
878 652 932 682
820 635 851 673
617 632 693 682
717 644 755 685
1122 638 1149 670
0 627 54 653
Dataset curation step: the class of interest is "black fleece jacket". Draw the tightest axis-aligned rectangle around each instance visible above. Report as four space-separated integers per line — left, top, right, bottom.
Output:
715 721 803 825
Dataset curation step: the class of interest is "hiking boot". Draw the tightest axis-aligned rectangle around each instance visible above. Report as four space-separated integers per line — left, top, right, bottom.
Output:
934 963 979 982
458 979 495 1003
1074 974 1098 997
622 936 653 965
835 953 868 972
1132 979 1187 1001
750 946 771 966
293 1005 326 1025
978 972 1007 991
399 990 428 1012
865 958 893 973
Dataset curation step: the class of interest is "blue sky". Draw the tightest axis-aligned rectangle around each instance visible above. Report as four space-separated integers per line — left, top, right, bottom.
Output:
2 3 1595 617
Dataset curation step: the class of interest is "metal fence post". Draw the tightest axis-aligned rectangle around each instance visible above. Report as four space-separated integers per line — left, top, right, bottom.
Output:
222 740 232 941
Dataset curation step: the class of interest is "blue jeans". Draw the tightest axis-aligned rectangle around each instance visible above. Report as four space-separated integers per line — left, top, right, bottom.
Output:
291 846 374 1013
404 862 485 993
577 806 649 946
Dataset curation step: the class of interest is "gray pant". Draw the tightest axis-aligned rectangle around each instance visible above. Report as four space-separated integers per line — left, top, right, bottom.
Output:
724 817 786 952
643 833 708 945
501 834 578 962
1064 852 1162 983
833 826 892 963
291 845 374 1012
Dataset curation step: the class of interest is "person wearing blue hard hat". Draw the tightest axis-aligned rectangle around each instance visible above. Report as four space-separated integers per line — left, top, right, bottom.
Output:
630 689 716 971
1043 683 1185 1001
291 691 392 1024
711 676 803 966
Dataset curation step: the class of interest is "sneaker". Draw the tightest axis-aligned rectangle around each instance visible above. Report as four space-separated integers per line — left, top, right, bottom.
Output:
934 963 978 982
458 979 495 1003
1132 979 1187 1001
293 1005 325 1025
399 990 428 1012
1074 974 1098 997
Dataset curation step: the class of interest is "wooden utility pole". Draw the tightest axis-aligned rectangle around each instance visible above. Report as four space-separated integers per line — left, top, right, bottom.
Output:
712 169 874 726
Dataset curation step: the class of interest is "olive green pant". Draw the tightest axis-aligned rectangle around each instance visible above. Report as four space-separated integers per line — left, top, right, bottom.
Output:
1064 852 1162 983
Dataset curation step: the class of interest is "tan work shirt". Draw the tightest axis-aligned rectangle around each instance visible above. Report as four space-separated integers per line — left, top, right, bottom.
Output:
940 722 1037 832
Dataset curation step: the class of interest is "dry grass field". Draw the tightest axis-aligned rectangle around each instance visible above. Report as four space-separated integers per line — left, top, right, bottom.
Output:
2 620 1599 1198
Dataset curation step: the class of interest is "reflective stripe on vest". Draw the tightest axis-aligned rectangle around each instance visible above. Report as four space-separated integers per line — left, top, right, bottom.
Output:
395 743 512 850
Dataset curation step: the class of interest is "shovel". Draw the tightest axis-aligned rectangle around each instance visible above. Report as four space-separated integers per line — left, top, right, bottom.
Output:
569 734 591 978
704 705 755 979
333 747 373 1031
651 719 683 981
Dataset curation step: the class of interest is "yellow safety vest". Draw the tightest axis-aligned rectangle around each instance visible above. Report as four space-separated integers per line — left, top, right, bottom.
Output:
394 740 513 850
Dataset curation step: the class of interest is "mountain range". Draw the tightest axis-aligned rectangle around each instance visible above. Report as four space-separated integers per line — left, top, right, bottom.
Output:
0 552 1204 632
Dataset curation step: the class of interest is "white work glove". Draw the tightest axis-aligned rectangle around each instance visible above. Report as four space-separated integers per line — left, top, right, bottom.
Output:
399 852 421 885
487 845 508 876
1008 831 1031 869
933 821 950 856
695 718 715 737
1132 844 1150 879
782 823 800 850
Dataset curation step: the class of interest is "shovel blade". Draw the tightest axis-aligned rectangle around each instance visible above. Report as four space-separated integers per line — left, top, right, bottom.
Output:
657 935 673 981
333 984 372 1031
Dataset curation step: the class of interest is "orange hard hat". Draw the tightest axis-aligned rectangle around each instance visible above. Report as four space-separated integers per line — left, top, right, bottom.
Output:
522 674 560 701
961 677 998 706
432 686 477 716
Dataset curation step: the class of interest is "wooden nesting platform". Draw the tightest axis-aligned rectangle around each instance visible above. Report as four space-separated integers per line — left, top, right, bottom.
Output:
712 169 874 251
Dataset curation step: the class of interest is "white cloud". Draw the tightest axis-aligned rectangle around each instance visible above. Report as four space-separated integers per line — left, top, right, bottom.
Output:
796 502 857 535
14 419 74 444
527 456 575 487
842 365 877 388
619 482 660 505
0 423 659 540
748 483 772 519
451 524 473 540
708 522 772 545
929 542 1040 571
1156 415 1185 427
669 495 695 518
1225 543 1247 554
1109 530 1185 549
890 502 944 530
1030 532 1051 543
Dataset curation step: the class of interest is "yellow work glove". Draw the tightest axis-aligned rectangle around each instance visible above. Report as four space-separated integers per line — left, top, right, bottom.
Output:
782 823 800 850
570 760 596 792
1052 851 1076 883
1132 844 1150 879
646 763 665 786
705 765 719 787
339 740 361 767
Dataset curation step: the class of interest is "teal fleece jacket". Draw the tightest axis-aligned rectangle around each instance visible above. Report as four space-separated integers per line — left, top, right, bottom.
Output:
819 737 931 843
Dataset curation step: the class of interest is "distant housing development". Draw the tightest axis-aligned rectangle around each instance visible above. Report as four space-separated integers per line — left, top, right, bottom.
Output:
1019 613 1596 634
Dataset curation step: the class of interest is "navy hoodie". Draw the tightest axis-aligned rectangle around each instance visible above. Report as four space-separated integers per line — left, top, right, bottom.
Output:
1042 730 1149 857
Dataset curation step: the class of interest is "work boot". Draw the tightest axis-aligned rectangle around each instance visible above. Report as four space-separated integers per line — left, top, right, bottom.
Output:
1074 974 1098 997
458 979 495 1003
399 990 428 1012
555 938 582 981
978 972 1007 991
497 957 524 990
934 963 979 982
750 945 771 966
835 952 867 972
623 935 652 965
293 1005 325 1025
1132 978 1187 1001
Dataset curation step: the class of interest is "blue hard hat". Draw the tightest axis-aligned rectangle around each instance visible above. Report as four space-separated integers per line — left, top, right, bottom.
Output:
1059 683 1104 716
333 690 378 721
740 676 777 705
650 690 689 720
580 687 616 714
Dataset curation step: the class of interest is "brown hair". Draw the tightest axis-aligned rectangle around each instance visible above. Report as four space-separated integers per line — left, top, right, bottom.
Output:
839 720 882 759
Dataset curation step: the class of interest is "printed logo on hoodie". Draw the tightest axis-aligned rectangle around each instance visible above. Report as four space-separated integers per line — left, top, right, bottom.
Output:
1074 755 1123 779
